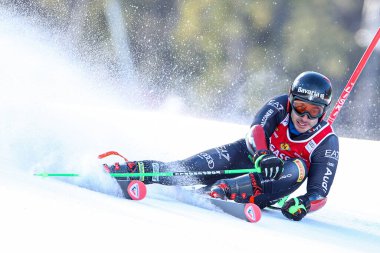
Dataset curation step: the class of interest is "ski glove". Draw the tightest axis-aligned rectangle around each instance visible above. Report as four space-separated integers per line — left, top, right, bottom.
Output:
253 150 284 180
281 196 311 221
209 173 263 203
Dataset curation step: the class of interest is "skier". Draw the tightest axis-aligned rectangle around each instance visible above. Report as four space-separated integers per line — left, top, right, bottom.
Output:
103 71 339 221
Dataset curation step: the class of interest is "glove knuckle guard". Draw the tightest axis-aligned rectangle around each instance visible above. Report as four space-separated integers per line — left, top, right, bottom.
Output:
281 196 310 221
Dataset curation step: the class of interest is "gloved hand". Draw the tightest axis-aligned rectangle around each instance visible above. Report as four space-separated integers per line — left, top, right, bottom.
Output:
253 150 284 180
209 173 262 203
281 196 311 221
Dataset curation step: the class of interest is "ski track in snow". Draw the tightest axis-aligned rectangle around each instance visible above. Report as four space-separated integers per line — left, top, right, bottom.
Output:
1 8 380 253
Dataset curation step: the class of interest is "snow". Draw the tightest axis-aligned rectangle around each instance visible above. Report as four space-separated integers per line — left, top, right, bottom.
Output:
1 9 380 253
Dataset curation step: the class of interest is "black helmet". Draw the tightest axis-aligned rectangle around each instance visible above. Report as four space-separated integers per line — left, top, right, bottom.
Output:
290 71 332 107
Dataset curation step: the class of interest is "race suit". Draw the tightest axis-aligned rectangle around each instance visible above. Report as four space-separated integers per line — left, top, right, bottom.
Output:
127 94 339 208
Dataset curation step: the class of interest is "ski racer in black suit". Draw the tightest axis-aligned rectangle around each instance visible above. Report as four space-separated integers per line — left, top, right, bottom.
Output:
103 71 339 221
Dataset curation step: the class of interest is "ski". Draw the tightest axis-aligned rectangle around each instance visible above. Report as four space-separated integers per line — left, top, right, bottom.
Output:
115 180 261 221
208 198 262 223
179 187 262 223
116 179 147 200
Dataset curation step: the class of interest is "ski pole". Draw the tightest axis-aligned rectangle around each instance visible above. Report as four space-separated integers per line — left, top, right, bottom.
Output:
108 168 261 178
327 27 380 125
34 168 261 178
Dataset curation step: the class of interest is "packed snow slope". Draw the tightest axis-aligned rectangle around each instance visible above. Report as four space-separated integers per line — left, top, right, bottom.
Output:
1 8 380 253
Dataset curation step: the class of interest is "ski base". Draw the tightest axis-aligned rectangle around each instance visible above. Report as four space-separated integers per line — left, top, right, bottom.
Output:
116 179 147 200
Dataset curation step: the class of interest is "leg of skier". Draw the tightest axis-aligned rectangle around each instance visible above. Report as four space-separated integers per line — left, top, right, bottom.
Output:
209 157 309 208
102 139 253 185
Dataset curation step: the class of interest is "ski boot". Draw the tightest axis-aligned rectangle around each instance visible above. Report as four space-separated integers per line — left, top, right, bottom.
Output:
99 151 148 200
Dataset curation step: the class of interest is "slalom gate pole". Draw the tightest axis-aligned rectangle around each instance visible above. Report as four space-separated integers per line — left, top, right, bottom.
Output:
125 29 380 178
327 27 380 125
113 29 380 178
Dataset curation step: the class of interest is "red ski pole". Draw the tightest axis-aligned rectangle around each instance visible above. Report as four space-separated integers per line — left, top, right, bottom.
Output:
327 27 380 125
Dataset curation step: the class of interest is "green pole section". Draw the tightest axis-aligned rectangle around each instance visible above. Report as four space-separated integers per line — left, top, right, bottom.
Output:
34 173 80 177
224 168 261 174
109 172 174 177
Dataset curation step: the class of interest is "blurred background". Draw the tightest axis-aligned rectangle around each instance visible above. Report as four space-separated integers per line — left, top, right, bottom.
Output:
1 0 379 140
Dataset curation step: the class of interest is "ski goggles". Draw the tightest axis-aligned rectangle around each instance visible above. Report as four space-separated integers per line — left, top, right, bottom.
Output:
291 99 325 119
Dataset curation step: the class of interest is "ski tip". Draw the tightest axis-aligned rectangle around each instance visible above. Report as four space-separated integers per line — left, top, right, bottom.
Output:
126 180 147 200
244 203 262 223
